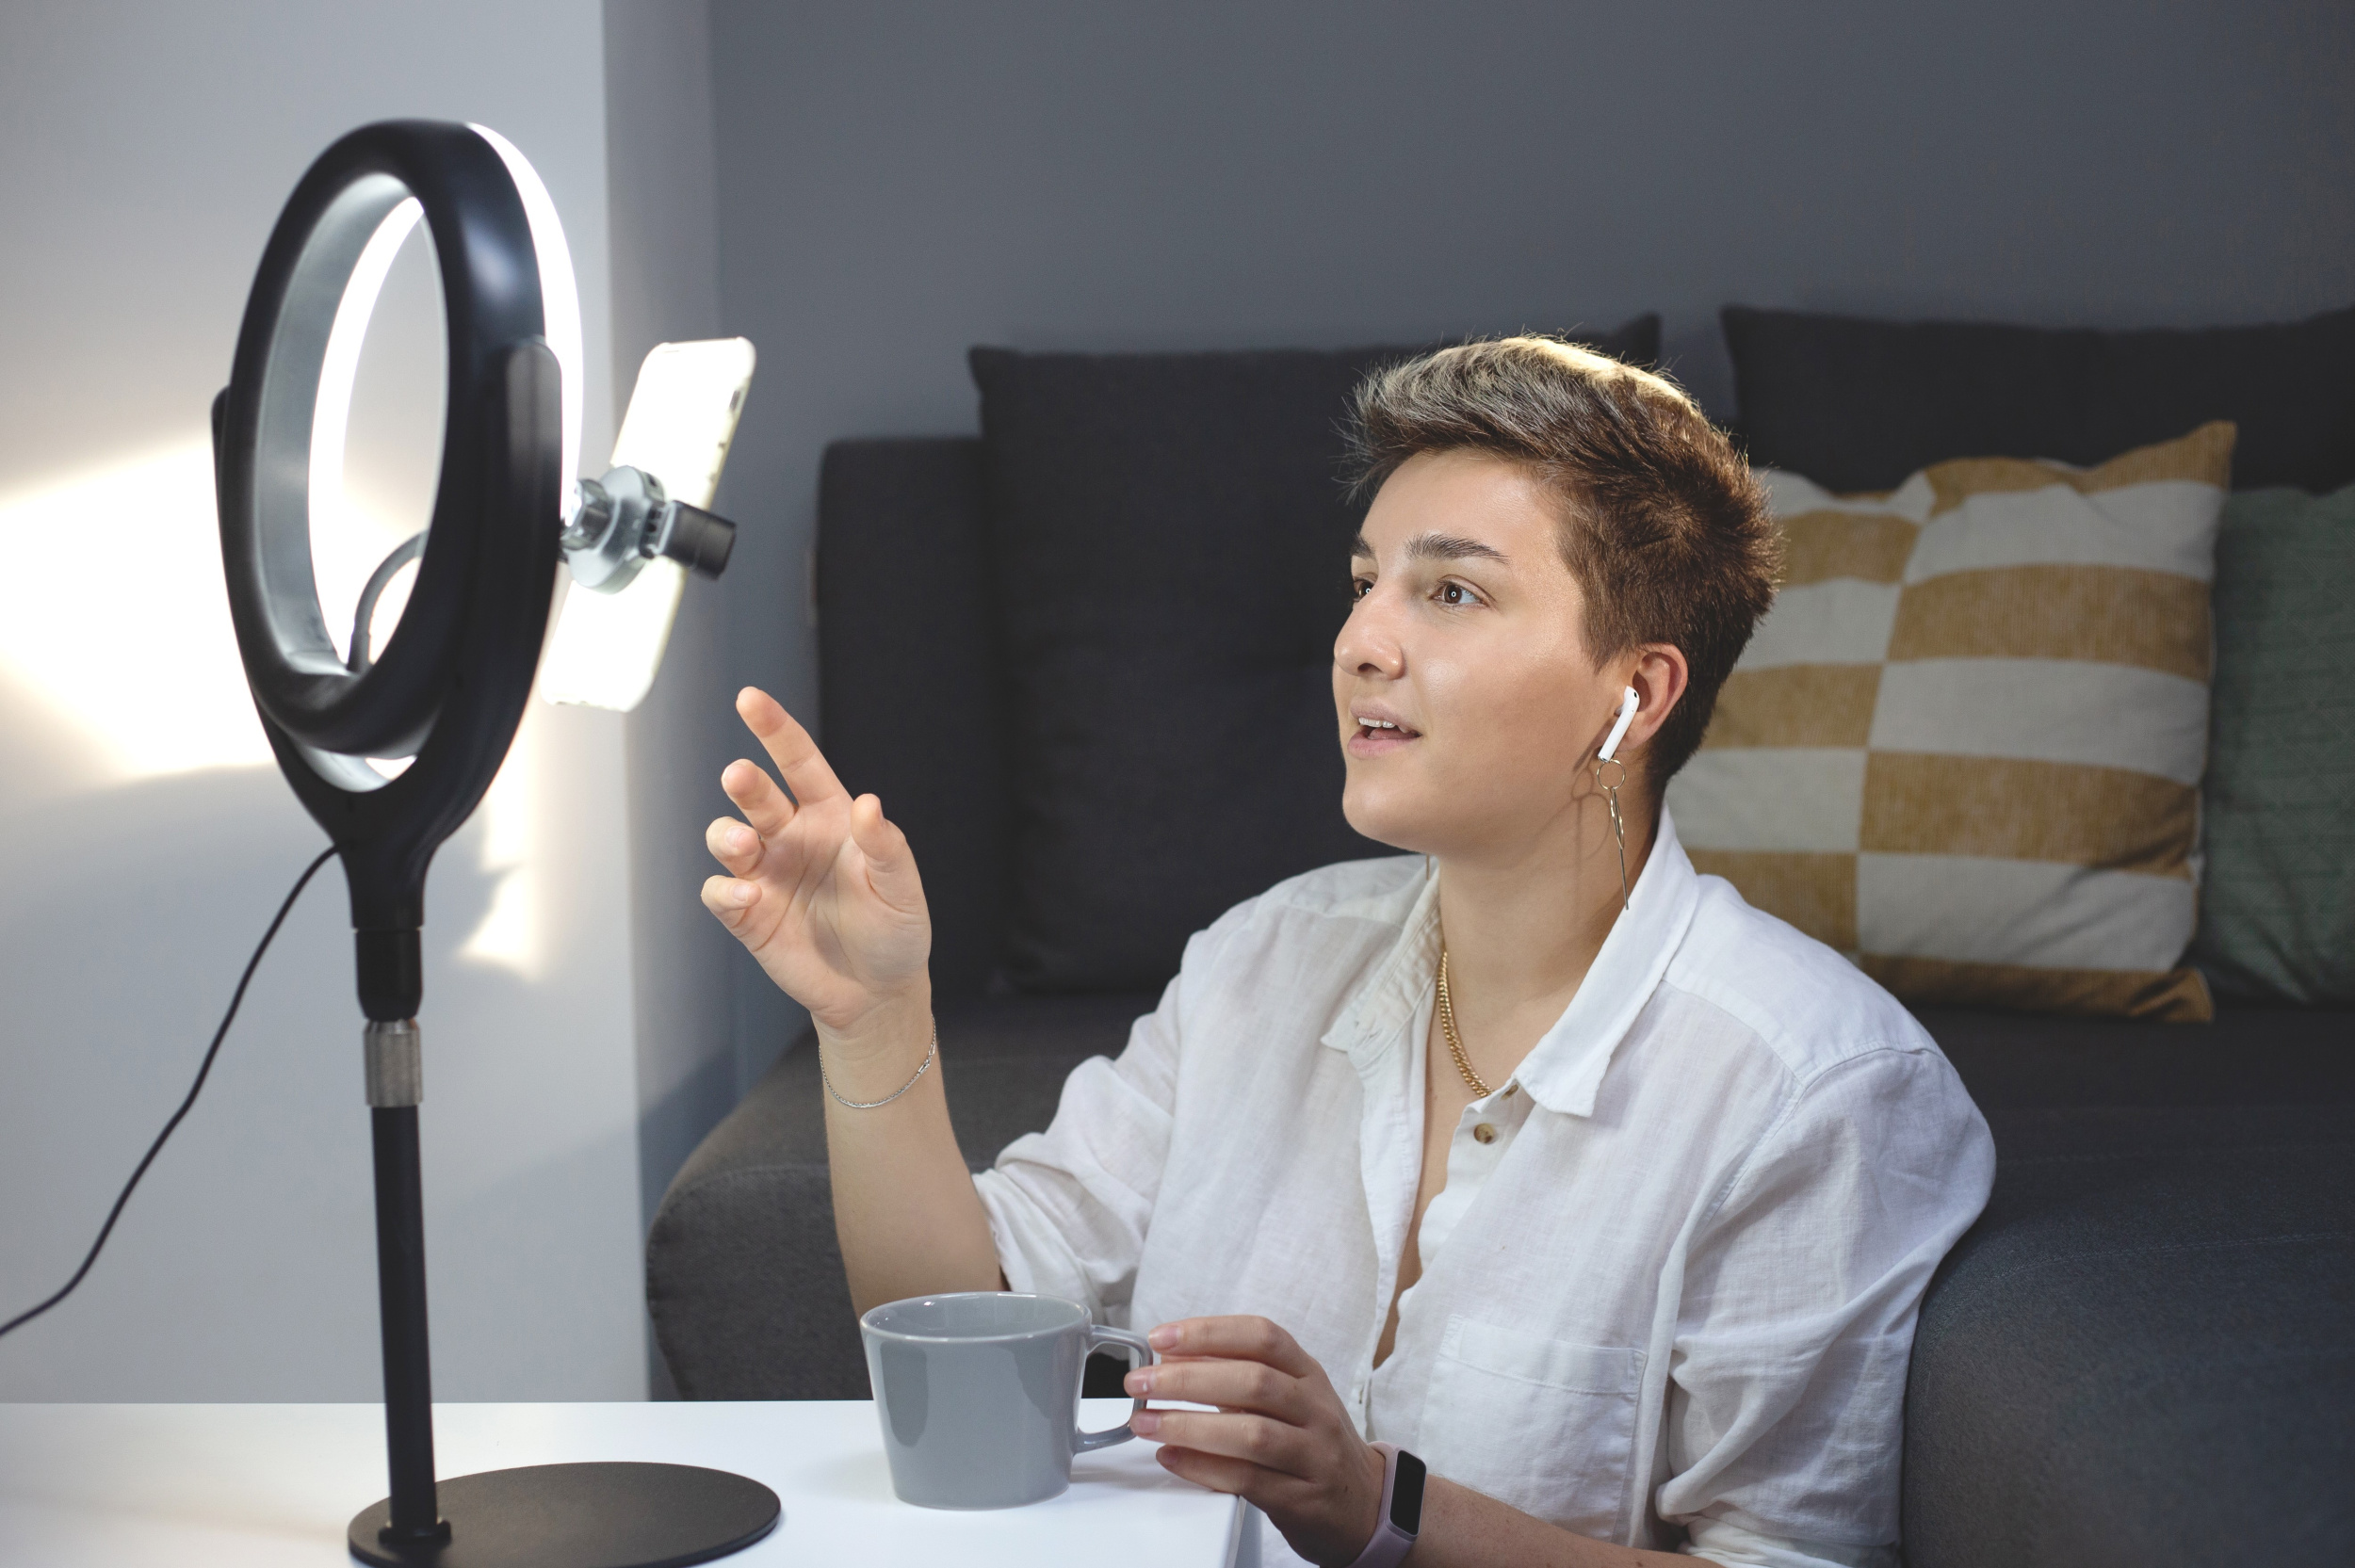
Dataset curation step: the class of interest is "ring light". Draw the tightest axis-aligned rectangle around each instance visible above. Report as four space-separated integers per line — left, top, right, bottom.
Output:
213 120 772 1567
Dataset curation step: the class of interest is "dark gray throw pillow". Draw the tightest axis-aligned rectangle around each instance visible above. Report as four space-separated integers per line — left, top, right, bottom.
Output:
1722 303 2355 495
974 319 1663 992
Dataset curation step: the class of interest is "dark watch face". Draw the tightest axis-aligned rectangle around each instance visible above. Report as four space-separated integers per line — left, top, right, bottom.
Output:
1389 1449 1426 1533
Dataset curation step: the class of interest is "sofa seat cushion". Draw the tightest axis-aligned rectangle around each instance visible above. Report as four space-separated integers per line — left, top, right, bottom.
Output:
1903 1098 2355 1568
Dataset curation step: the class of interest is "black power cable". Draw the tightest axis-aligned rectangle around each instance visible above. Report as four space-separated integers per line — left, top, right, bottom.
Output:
0 845 338 1341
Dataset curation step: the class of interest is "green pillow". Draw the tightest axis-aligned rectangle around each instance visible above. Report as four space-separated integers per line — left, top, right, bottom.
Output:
2192 484 2355 1003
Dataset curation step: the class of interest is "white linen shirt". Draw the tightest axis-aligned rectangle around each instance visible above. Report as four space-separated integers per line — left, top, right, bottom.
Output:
971 809 1994 1567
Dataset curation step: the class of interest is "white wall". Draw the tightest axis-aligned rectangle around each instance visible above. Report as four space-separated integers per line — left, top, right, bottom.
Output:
0 1 650 1401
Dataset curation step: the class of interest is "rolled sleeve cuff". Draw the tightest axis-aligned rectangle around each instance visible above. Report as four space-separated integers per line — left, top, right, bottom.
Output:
970 1167 1097 1315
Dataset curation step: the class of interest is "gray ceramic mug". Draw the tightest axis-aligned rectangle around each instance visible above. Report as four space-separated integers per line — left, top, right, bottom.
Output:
860 1292 1157 1509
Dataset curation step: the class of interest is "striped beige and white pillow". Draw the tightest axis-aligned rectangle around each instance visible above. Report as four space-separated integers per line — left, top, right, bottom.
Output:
1666 422 2233 1021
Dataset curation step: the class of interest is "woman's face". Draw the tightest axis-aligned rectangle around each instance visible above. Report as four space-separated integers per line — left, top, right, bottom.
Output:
1335 449 1629 862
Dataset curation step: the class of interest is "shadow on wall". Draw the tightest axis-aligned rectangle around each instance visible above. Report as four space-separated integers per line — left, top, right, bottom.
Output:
0 684 641 1400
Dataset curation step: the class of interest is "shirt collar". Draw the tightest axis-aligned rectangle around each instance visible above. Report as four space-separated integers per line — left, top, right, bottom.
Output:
1320 807 1701 1120
1318 861 1441 1079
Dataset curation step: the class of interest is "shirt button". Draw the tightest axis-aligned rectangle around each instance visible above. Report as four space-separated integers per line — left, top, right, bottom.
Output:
1472 1123 1499 1144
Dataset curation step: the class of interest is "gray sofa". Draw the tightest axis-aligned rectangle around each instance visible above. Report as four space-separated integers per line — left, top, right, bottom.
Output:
648 316 2355 1566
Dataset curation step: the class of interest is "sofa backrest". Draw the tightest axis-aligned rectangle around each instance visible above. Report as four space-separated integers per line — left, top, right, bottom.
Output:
815 436 1010 1002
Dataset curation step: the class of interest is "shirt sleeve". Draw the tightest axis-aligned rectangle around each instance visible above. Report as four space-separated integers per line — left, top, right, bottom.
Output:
1656 1043 1995 1553
968 907 1242 1321
1683 1516 1897 1568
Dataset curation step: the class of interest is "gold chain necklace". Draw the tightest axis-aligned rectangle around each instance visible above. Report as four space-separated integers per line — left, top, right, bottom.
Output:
1435 943 1492 1100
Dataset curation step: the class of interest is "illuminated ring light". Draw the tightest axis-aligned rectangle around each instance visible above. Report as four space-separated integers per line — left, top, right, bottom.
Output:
216 120 576 960
216 119 580 789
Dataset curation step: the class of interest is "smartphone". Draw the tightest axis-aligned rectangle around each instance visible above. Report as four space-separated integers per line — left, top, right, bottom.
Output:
540 338 757 710
609 338 757 509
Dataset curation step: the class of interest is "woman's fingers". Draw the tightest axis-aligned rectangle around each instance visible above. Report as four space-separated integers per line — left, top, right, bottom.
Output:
700 875 759 932
1149 1316 1321 1380
848 794 923 910
1129 1357 1303 1422
1152 1444 1267 1497
706 816 764 877
1132 1409 1311 1479
721 758 796 838
737 687 850 806
1132 1316 1379 1566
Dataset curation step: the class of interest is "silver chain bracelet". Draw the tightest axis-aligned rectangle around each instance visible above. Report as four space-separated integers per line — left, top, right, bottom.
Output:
820 1027 938 1109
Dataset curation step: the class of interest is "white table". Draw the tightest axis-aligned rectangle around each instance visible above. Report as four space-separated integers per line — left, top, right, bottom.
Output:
0 1398 1248 1567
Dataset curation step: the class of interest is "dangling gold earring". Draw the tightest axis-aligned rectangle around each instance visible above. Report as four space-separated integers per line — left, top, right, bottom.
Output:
1592 684 1639 913
1593 755 1630 912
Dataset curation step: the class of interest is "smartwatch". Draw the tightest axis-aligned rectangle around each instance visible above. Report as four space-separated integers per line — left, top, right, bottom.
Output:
1343 1442 1424 1568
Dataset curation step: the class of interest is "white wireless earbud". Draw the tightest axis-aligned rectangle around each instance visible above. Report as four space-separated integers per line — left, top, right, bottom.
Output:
1598 687 1639 764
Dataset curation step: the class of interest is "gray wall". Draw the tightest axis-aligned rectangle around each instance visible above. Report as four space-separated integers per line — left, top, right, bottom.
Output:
0 0 652 1401
684 0 2354 1079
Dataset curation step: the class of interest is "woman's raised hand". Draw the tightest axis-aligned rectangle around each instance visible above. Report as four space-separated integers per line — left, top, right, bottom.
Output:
701 687 931 1038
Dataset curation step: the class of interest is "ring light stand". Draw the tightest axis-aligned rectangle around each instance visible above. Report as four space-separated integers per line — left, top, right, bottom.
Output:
213 120 776 1567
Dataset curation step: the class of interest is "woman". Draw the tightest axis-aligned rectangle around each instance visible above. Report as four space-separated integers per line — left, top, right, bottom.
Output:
702 338 1993 1568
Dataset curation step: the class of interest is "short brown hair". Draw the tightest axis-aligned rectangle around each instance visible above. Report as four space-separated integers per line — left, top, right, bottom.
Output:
1345 335 1779 791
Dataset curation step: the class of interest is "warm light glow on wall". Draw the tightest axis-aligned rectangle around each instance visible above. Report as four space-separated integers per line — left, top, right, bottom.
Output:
0 443 274 781
458 717 544 978
0 438 544 976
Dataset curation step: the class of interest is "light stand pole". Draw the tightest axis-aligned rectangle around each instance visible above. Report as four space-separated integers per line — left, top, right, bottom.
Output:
368 1078 442 1546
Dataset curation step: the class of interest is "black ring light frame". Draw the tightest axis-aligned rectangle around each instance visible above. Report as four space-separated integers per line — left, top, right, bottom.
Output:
214 121 777 1567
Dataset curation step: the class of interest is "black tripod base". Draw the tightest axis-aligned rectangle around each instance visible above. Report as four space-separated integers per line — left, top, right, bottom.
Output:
349 1462 781 1568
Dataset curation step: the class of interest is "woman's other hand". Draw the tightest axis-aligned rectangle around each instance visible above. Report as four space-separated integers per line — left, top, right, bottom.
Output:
701 687 930 1037
1129 1316 1387 1567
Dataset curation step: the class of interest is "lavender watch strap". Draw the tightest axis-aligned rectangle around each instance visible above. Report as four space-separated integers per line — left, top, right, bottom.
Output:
1343 1442 1419 1568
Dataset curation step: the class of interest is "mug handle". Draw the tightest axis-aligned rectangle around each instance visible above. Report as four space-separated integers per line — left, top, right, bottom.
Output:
1074 1324 1157 1452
